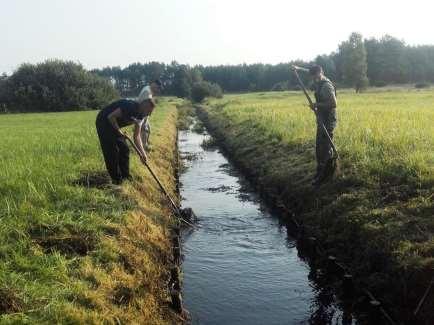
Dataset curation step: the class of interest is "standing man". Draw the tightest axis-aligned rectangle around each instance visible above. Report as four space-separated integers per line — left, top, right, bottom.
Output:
308 65 337 186
137 80 162 149
96 96 156 185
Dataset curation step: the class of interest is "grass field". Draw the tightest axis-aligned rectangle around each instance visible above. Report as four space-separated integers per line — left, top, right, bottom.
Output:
0 99 180 324
201 89 434 321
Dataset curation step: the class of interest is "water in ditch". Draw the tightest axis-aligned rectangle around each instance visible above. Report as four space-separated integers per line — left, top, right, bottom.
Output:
179 126 355 325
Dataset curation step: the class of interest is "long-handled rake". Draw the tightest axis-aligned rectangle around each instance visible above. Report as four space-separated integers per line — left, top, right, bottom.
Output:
124 135 196 227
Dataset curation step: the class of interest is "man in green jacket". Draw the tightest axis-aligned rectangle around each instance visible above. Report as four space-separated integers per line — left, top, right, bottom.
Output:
309 65 337 186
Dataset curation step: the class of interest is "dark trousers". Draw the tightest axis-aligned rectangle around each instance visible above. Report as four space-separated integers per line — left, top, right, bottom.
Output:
96 118 130 183
315 110 336 175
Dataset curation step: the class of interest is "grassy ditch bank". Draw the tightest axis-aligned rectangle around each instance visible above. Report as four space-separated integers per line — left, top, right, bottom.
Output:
0 99 181 324
198 90 434 323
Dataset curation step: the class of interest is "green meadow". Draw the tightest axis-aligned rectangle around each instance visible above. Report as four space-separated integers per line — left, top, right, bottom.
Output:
1 87 433 322
0 100 179 324
202 89 434 318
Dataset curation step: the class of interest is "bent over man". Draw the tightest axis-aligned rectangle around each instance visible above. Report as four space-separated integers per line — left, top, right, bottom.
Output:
308 65 337 186
96 96 155 185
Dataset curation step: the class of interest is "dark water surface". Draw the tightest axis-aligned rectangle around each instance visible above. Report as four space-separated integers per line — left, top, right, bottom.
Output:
179 128 354 325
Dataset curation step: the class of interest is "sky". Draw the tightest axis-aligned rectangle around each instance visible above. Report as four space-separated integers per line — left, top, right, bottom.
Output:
1 0 433 74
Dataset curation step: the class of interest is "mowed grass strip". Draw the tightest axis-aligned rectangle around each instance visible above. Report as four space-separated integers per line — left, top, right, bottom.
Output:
0 98 181 324
202 90 434 319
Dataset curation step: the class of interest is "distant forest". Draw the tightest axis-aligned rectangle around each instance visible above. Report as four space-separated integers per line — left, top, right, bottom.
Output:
2 33 434 113
92 33 434 97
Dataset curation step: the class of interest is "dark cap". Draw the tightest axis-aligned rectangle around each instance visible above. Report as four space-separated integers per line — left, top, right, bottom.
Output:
309 65 323 76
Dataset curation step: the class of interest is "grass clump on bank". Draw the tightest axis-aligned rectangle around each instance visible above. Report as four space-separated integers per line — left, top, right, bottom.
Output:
0 98 181 324
200 89 434 322
176 101 196 130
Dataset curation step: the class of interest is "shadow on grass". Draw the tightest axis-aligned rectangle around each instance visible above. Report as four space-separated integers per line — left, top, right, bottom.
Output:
29 222 97 257
33 234 96 256
73 171 111 189
0 287 23 314
112 285 134 306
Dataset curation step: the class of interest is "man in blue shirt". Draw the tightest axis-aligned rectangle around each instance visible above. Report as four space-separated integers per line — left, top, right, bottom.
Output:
96 97 155 185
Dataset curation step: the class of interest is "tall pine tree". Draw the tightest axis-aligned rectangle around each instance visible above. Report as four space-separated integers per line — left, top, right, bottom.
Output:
338 32 369 92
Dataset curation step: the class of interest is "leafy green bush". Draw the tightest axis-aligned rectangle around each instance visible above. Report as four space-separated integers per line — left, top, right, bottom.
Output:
0 60 119 113
355 75 370 93
191 81 223 103
373 80 388 87
0 74 7 112
415 82 430 89
209 82 223 98
271 81 289 91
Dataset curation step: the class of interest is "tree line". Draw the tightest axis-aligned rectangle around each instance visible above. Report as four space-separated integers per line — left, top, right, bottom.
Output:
1 33 434 113
90 62 222 100
92 33 434 95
